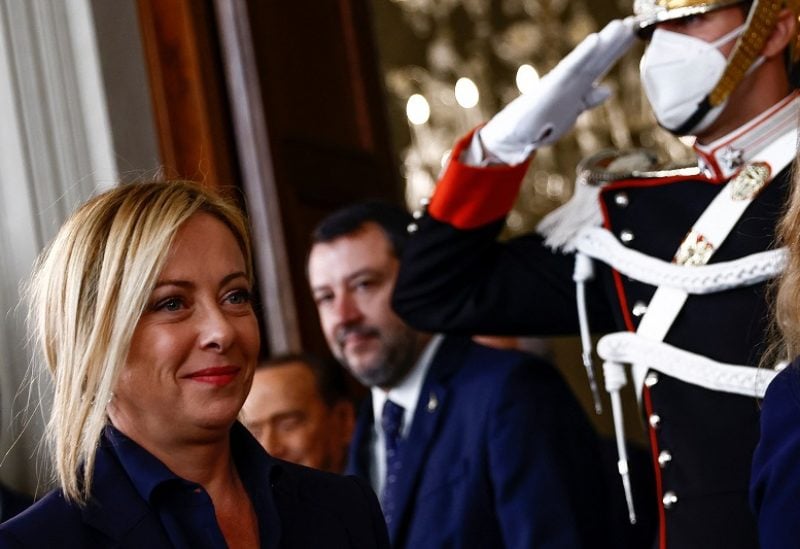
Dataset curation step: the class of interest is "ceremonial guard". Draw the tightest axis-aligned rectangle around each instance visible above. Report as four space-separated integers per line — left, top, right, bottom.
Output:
391 2 800 548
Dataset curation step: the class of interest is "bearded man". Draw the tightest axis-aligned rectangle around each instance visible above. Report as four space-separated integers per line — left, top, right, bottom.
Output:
307 202 616 548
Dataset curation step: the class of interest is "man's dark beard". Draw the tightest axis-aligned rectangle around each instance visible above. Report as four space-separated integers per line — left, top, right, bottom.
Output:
335 324 421 389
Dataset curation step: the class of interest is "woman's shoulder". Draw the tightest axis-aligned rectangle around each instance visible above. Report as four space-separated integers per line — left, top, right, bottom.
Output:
277 459 377 506
751 358 800 547
764 358 800 411
0 489 84 547
272 460 389 547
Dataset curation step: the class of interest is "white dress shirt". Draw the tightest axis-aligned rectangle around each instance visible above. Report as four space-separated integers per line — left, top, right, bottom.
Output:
368 335 443 496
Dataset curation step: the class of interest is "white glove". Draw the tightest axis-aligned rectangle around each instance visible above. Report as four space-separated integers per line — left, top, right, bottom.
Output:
478 18 637 165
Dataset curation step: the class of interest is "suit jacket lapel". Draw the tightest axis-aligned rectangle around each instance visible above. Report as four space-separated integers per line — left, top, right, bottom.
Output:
388 335 468 543
346 395 375 480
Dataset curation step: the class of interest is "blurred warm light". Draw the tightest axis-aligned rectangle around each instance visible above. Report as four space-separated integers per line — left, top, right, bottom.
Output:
516 64 540 94
406 93 431 126
406 94 431 125
454 77 479 108
679 135 697 147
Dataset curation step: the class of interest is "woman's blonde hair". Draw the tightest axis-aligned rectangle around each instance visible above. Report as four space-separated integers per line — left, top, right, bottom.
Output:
767 167 800 366
27 181 252 505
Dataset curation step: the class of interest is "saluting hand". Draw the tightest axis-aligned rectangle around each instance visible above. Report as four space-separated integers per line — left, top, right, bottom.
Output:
478 17 637 165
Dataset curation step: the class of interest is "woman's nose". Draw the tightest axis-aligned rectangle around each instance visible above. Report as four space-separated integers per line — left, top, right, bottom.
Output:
199 304 235 351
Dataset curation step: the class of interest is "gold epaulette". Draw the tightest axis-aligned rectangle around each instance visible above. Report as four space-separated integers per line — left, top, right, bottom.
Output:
577 148 701 185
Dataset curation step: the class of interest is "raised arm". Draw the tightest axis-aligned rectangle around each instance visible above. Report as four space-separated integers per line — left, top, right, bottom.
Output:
392 20 635 337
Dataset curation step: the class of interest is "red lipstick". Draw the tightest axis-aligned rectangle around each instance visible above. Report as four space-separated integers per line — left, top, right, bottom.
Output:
185 366 241 386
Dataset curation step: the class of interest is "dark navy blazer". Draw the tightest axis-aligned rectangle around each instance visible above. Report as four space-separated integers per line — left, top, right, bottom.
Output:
347 335 614 549
0 423 389 548
0 484 32 524
751 359 800 549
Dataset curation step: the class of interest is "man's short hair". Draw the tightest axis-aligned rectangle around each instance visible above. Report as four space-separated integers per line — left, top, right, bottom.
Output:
257 352 352 408
310 201 413 258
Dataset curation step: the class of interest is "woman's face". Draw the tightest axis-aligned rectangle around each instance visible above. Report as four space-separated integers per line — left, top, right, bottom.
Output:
108 213 259 446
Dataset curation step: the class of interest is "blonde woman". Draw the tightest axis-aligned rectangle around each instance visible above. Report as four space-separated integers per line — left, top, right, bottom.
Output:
0 182 388 548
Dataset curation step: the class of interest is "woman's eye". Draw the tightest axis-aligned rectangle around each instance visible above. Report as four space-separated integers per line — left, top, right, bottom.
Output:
155 297 184 312
226 289 252 305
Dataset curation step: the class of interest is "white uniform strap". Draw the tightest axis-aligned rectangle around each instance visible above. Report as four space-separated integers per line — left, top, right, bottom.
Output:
598 332 778 398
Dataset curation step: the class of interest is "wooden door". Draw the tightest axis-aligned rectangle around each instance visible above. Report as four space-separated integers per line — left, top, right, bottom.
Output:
138 0 402 356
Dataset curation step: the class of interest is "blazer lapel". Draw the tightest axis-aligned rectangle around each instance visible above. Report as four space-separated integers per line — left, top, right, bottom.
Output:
387 335 468 543
81 444 171 547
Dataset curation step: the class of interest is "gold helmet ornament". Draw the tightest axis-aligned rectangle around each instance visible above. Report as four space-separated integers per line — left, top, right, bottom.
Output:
633 0 800 134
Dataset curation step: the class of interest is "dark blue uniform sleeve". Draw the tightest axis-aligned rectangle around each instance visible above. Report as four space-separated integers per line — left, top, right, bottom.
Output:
393 215 616 337
750 361 800 548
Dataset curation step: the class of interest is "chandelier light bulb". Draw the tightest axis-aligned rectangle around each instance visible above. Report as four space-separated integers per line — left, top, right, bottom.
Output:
516 64 540 94
454 77 479 108
406 94 431 125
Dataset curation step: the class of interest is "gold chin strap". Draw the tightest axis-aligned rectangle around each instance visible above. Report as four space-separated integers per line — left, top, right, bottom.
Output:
709 0 783 107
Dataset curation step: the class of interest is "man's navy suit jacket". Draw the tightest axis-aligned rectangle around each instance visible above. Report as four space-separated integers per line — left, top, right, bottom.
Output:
0 432 389 548
347 335 613 549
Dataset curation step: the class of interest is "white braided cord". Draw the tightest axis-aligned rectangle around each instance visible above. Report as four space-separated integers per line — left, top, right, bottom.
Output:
597 332 777 398
573 227 786 294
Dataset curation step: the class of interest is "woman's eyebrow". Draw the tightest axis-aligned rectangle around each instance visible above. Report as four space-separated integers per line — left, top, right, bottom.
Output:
153 271 247 290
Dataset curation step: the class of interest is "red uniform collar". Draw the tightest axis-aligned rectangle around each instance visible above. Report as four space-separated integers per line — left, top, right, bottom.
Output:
693 91 800 182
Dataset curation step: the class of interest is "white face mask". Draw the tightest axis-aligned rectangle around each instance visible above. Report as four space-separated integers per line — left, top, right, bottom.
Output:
640 24 760 135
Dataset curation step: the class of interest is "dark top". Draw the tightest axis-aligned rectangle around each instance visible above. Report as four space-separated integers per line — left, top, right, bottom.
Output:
107 423 277 548
0 422 389 548
750 360 800 549
0 484 32 524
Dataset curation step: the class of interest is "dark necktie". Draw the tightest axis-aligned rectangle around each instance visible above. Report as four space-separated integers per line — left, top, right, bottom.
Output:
380 399 405 529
